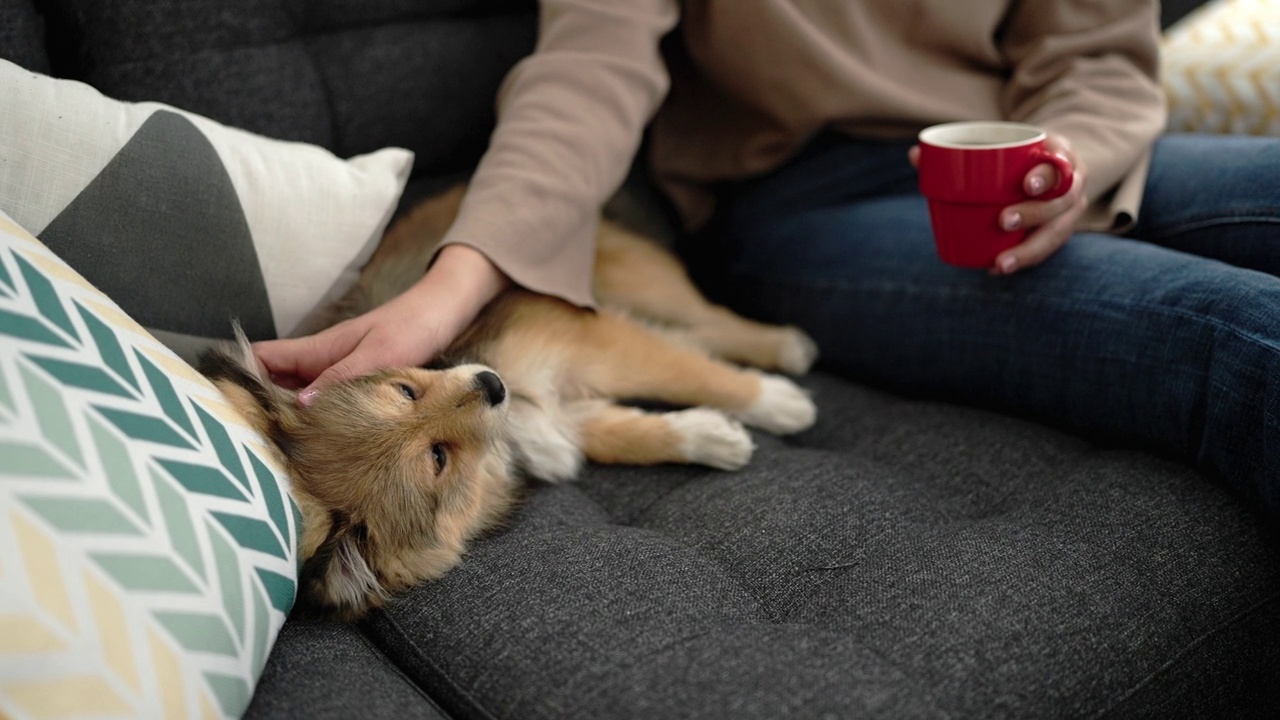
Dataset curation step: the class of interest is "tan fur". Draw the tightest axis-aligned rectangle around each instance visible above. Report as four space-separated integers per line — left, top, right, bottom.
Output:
202 336 514 620
205 184 818 620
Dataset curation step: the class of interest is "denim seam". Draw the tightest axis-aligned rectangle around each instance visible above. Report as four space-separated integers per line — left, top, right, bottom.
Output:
730 271 1280 355
1090 588 1280 719
1144 213 1280 243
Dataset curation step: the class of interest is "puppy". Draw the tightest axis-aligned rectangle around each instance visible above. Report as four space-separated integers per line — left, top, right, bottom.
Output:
201 331 515 620
202 184 819 619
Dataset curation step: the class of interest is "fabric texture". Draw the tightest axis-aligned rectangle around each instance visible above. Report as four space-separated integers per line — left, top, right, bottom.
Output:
243 619 449 720
0 59 413 352
1162 0 1280 135
360 372 1280 719
0 210 300 720
37 0 536 173
0 0 47 73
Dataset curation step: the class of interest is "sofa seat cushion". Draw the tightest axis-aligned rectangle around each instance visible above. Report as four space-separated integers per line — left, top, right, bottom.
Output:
360 373 1280 719
244 619 449 720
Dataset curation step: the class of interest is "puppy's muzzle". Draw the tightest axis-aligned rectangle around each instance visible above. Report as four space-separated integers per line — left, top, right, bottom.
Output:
473 370 506 406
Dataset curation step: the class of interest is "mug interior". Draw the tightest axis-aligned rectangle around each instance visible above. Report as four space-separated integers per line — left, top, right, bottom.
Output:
918 121 1045 149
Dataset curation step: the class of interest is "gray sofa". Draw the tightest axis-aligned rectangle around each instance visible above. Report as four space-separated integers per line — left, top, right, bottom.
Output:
3 0 1278 717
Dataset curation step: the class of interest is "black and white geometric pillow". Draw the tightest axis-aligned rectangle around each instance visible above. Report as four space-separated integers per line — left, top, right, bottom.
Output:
0 59 413 359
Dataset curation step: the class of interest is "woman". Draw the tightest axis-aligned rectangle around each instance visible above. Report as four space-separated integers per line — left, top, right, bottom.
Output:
255 1 1280 519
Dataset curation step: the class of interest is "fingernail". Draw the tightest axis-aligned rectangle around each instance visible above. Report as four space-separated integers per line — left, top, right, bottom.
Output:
298 388 318 407
1029 176 1045 195
998 256 1018 274
1003 211 1022 231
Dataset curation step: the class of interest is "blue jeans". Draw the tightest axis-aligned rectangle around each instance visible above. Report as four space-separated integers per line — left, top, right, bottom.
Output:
692 133 1280 521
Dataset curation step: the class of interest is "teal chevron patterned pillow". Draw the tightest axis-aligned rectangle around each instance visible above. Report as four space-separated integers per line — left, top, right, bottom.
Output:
0 210 300 719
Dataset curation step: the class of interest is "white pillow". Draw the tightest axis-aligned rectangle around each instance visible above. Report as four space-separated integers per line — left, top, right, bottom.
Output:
1162 0 1280 136
0 59 413 353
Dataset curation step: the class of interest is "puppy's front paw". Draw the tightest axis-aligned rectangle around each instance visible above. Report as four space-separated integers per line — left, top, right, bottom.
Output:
669 408 754 470
733 373 816 435
776 327 819 375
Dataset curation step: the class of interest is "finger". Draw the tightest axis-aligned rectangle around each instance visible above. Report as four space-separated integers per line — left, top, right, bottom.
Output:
269 373 306 391
297 363 359 406
1042 133 1076 158
252 335 327 380
1000 185 1083 233
1024 162 1063 197
253 323 362 383
296 334 400 405
908 145 920 168
992 195 1086 274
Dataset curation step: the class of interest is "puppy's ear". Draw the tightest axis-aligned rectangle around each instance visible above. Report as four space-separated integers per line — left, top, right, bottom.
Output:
198 322 300 456
297 513 387 619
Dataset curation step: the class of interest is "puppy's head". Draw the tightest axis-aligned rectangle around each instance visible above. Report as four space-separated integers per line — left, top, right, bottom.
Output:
201 335 515 620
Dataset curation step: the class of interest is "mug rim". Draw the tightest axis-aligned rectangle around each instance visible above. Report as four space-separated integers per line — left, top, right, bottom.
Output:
918 121 1046 150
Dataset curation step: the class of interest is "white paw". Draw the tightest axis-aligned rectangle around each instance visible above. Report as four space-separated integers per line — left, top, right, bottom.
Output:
668 408 755 470
733 373 817 435
509 401 583 482
776 327 819 375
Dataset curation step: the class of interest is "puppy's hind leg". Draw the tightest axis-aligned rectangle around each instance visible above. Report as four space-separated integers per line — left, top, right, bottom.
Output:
593 222 818 374
572 313 817 435
568 400 754 471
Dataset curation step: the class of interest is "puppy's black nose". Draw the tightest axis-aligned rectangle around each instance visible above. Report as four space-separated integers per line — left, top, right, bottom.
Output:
474 370 506 406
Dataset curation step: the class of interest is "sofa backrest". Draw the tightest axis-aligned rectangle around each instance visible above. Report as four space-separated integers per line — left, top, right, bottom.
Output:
0 0 536 179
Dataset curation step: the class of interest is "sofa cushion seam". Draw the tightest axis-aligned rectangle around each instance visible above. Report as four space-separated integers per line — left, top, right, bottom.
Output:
353 618 458 718
1090 588 1280 720
363 611 503 720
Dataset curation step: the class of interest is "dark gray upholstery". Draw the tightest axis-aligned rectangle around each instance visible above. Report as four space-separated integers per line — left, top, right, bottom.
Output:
35 0 535 175
359 374 1280 719
0 0 46 72
244 618 449 720
4 0 1278 717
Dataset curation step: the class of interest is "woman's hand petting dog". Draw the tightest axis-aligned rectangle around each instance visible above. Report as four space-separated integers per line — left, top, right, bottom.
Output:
254 244 510 406
209 185 821 619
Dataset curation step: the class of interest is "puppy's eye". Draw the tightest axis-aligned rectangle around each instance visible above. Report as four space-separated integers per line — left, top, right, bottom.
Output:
397 383 417 401
431 443 448 472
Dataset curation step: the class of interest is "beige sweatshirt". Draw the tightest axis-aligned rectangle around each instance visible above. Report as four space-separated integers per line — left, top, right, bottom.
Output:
440 0 1167 308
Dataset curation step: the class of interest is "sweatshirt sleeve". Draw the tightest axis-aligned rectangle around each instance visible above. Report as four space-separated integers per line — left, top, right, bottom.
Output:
438 0 679 308
999 0 1167 231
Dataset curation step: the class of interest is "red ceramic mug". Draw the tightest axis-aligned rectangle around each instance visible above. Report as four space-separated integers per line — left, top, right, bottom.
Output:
917 121 1074 268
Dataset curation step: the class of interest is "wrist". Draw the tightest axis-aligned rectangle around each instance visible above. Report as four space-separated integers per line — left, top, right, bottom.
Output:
390 244 509 340
426 243 510 303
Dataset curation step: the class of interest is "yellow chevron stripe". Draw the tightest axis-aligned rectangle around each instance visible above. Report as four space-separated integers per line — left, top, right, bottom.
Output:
149 626 193 720
1215 66 1247 122
0 615 66 654
2 676 132 719
79 297 155 347
84 567 141 696
1251 65 1279 118
0 214 21 237
11 509 76 634
21 250 100 291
